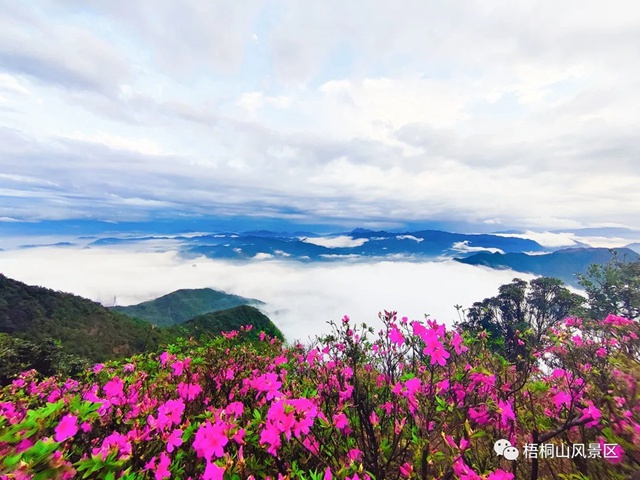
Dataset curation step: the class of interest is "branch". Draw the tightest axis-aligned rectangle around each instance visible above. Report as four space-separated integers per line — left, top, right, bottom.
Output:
538 416 592 443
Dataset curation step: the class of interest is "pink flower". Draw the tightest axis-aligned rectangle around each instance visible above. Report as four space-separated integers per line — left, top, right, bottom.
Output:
158 399 185 428
260 423 282 455
333 412 349 430
155 452 171 480
389 326 405 346
452 457 481 480
177 382 202 401
427 345 450 366
16 438 33 453
599 439 624 464
143 456 157 472
553 391 572 410
54 414 78 442
451 332 468 354
203 461 225 480
581 404 602 427
486 470 514 480
171 360 185 376
253 373 281 400
369 411 379 426
159 351 170 366
103 377 124 399
225 401 245 418
399 462 413 477
404 377 422 396
497 400 515 427
323 467 333 480
347 448 362 462
166 429 183 453
193 421 228 461
232 428 245 445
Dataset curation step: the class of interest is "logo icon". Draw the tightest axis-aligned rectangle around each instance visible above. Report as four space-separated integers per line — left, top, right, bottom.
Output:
494 439 520 461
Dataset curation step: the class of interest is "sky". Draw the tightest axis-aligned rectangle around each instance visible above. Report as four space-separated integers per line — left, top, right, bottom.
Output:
1 1 640 231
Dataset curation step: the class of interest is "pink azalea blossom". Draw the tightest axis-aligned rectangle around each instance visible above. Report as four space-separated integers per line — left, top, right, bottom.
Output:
347 448 362 462
451 332 468 354
497 399 516 427
155 452 171 480
486 470 514 480
193 420 228 461
553 391 572 410
166 429 183 453
399 462 413 477
389 326 405 346
54 414 78 442
581 404 602 427
333 412 349 430
203 461 225 480
103 377 124 399
159 351 170 366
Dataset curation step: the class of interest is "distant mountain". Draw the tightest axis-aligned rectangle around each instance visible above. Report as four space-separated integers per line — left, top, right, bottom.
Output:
180 228 546 261
554 227 640 237
169 305 284 341
242 230 320 238
18 242 75 249
111 288 264 327
626 243 640 254
456 247 639 286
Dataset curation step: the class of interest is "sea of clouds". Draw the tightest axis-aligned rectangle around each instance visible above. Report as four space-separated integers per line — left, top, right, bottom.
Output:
0 244 537 343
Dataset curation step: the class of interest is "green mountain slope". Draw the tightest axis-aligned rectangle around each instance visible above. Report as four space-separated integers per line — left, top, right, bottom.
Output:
111 288 263 327
169 305 284 341
0 275 282 380
0 274 165 363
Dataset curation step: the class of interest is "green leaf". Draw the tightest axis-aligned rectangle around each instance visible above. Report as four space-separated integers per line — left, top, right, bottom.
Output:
3 453 23 468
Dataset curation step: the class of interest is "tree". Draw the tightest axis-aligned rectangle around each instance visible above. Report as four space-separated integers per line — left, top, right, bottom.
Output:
577 253 640 320
457 277 585 365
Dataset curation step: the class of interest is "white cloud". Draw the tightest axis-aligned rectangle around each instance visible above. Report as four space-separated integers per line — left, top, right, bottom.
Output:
494 231 580 248
0 245 536 343
396 235 423 243
301 236 368 248
451 241 504 254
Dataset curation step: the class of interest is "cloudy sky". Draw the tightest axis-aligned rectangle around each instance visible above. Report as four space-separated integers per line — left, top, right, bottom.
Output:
2 1 640 231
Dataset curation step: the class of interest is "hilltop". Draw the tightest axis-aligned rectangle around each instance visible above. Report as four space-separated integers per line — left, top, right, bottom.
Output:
111 288 263 327
168 304 283 341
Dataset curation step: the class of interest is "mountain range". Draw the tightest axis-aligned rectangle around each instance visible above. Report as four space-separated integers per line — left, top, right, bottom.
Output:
88 228 547 261
456 247 639 287
67 228 640 284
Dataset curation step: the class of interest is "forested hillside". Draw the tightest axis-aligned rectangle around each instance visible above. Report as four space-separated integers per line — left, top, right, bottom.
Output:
111 288 263 327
